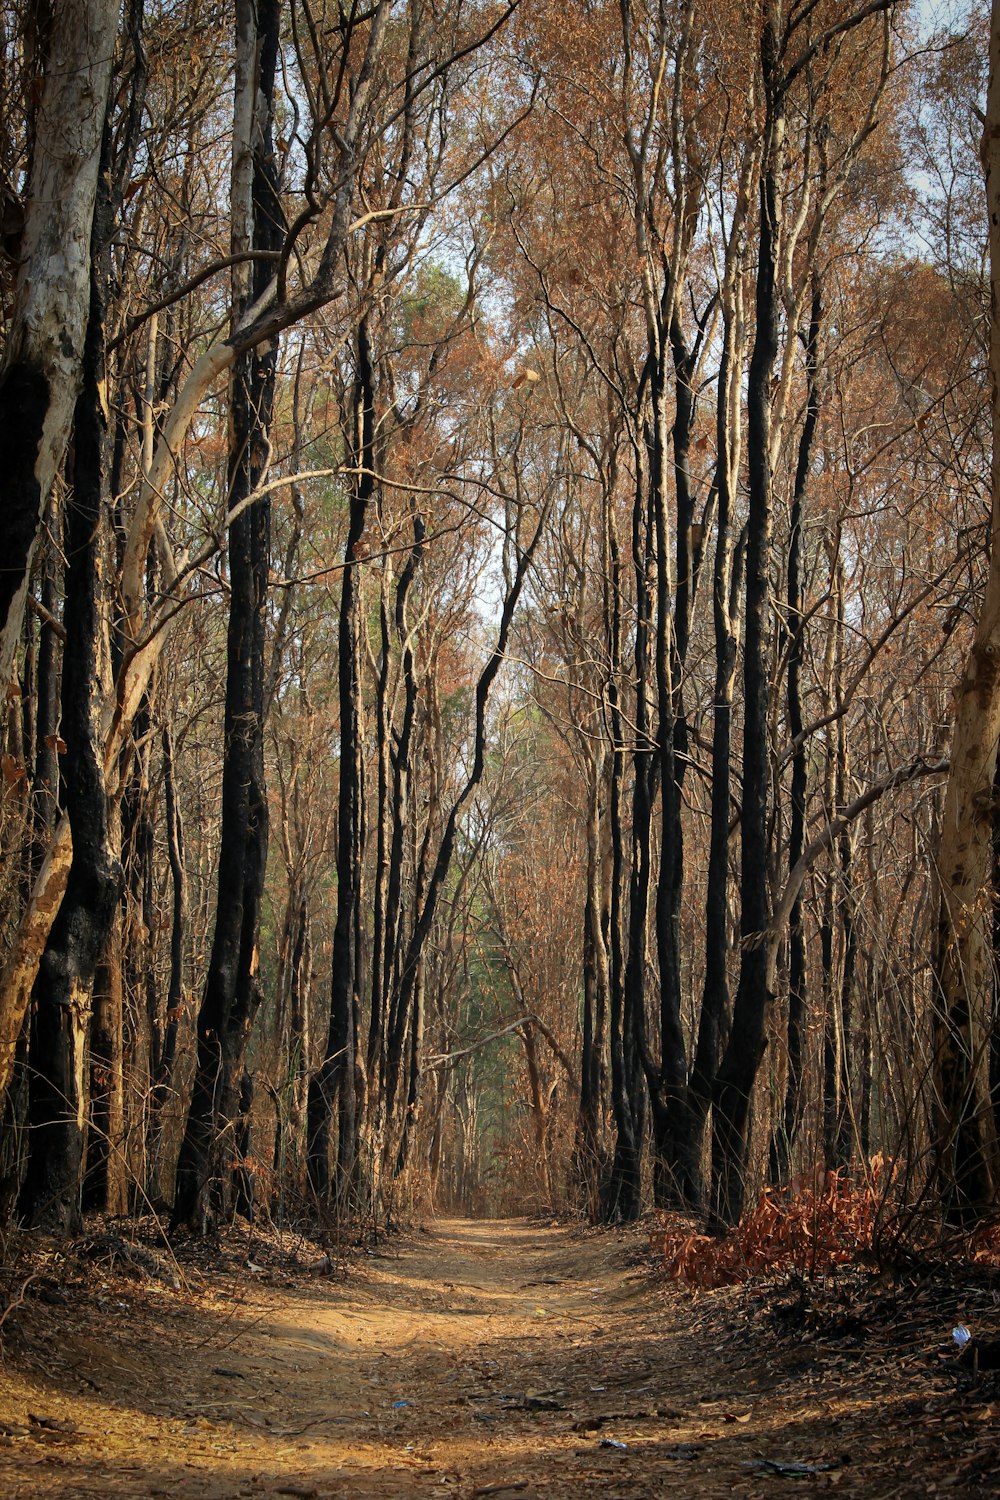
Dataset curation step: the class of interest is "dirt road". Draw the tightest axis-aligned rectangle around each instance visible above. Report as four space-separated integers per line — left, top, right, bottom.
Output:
0 1217 985 1497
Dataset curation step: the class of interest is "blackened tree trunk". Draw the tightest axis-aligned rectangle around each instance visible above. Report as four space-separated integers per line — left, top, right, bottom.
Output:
147 724 186 1201
574 744 608 1214
684 232 749 1205
620 446 655 1207
393 961 425 1180
771 278 822 1186
602 479 643 1222
648 324 688 1207
117 705 159 1201
831 605 856 1167
820 561 841 1165
307 316 375 1213
369 584 394 1145
83 847 126 1215
173 0 282 1229
821 869 838 1164
369 512 424 1159
835 812 858 1165
710 13 785 1230
649 289 713 1206
286 896 311 1166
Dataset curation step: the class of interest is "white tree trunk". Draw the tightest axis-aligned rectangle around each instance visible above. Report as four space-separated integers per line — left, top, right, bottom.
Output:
0 0 119 689
0 816 72 1097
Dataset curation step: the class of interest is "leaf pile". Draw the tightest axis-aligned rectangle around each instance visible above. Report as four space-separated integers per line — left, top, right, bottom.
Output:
651 1166 887 1287
958 1218 1000 1270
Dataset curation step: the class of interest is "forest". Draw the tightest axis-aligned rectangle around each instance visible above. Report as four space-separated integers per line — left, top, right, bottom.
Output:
0 0 998 1264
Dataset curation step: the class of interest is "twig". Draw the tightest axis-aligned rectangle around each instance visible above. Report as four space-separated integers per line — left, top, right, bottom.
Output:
0 1272 40 1336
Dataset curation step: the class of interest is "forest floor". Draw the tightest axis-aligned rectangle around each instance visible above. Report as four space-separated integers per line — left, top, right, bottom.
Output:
1 1214 998 1498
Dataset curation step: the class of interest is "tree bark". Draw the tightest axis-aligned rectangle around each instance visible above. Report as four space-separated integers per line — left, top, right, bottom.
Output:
685 242 748 1205
771 278 822 1186
601 479 643 1223
19 117 122 1233
574 746 608 1213
173 0 281 1229
147 724 187 1200
930 0 1000 1222
0 0 119 690
710 10 784 1229
306 314 374 1214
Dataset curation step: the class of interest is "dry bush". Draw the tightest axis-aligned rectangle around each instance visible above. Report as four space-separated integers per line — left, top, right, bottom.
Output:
651 1159 896 1288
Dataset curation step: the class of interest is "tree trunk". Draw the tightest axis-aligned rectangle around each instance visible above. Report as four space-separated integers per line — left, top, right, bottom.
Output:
0 0 119 690
147 724 187 1201
0 548 61 1221
686 269 747 1206
931 0 1000 1222
649 316 690 1206
834 689 857 1167
307 315 374 1212
369 512 424 1161
120 700 158 1204
31 516 62 860
19 119 122 1233
771 279 822 1186
574 747 608 1214
173 0 281 1229
711 14 784 1229
602 487 643 1222
622 449 655 1205
83 897 126 1214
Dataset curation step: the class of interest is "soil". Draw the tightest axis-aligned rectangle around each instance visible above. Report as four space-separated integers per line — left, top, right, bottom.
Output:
0 1216 996 1498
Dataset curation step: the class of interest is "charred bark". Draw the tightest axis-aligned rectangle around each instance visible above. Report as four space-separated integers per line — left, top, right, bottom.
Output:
307 316 375 1213
710 16 784 1229
648 322 689 1207
147 724 187 1200
370 512 424 1151
173 0 282 1229
685 290 746 1206
771 279 822 1186
574 748 608 1213
602 486 642 1223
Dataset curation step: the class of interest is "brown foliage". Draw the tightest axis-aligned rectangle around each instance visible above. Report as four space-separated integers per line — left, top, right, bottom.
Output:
651 1161 894 1287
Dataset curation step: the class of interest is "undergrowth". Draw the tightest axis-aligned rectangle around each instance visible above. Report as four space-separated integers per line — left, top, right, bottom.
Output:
651 1161 892 1288
652 1156 1000 1288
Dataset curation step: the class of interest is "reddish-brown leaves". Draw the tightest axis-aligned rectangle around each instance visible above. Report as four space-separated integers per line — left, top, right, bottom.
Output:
651 1165 890 1288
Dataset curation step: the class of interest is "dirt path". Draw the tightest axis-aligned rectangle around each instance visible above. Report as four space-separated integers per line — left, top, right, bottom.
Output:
0 1217 986 1497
